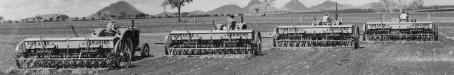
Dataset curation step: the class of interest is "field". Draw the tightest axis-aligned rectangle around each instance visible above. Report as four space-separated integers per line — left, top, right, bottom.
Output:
2 12 454 75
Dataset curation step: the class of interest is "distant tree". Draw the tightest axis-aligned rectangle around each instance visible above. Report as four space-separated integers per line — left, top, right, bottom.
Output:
0 16 3 24
262 0 275 16
102 13 108 20
408 0 424 10
181 12 189 17
7 20 12 24
136 13 148 19
35 16 43 22
96 12 102 19
109 15 117 19
56 16 61 21
254 8 260 14
82 17 86 20
119 12 127 19
74 17 79 21
91 17 95 20
60 15 69 21
161 0 193 22
164 14 169 17
49 18 53 22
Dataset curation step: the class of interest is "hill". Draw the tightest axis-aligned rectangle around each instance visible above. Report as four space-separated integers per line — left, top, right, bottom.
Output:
244 0 264 10
21 14 69 22
155 10 206 17
88 1 144 19
243 0 281 13
206 4 247 14
280 0 308 11
308 1 367 11
188 10 205 15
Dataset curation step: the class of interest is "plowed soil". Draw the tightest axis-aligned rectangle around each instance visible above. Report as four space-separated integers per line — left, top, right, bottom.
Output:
2 12 454 75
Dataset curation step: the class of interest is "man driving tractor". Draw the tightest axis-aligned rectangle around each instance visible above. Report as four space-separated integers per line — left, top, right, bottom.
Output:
214 15 247 30
105 18 118 35
399 11 410 22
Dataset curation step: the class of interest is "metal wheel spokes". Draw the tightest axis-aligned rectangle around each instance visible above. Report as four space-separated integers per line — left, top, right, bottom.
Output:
114 38 132 68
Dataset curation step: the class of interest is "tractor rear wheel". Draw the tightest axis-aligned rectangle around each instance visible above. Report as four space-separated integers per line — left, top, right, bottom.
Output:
114 38 133 68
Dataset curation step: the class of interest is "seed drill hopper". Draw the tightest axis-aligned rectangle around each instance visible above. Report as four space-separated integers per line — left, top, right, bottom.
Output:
165 21 261 57
14 20 150 71
273 15 360 48
273 24 360 48
363 21 438 42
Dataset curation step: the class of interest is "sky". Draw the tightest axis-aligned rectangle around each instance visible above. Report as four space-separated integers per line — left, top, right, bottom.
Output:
0 0 453 20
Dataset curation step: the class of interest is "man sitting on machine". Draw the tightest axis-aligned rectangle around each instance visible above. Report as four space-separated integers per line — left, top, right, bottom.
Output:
105 18 118 36
399 11 409 22
321 13 332 25
214 15 237 30
226 15 237 30
234 16 247 30
214 15 248 30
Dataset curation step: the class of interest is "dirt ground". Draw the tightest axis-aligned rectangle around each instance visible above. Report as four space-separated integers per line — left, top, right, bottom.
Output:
2 12 454 75
99 40 454 75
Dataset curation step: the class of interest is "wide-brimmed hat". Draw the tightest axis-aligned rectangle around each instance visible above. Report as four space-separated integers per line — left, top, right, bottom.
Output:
109 19 115 23
228 15 235 18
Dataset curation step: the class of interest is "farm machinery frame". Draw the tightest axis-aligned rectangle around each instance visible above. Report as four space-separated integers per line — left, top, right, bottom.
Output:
14 20 150 70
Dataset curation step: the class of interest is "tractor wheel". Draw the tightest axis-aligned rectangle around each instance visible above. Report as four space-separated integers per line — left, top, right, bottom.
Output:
354 38 359 49
113 38 133 68
139 43 150 58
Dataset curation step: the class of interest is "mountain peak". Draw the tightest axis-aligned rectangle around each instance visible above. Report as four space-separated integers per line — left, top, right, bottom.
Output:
281 0 308 11
207 4 246 14
115 1 128 4
89 1 144 18
244 0 264 9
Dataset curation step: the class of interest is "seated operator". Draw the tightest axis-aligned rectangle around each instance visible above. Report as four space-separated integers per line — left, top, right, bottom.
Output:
399 11 409 22
322 13 331 24
226 15 237 30
105 19 117 35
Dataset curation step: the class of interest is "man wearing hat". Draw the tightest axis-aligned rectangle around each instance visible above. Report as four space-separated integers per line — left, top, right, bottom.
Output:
399 11 409 22
322 12 331 24
226 15 237 30
106 19 117 34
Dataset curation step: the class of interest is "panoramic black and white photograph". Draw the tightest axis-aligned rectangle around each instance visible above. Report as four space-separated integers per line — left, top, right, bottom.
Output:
1 0 454 74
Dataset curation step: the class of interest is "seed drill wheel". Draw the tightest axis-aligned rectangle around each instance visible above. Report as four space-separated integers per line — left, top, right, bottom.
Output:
15 42 34 69
15 53 29 69
139 43 150 58
164 36 170 55
113 38 133 68
255 32 262 55
353 25 360 49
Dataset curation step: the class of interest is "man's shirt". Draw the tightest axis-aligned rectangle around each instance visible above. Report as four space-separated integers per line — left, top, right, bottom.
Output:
400 14 408 20
322 16 330 22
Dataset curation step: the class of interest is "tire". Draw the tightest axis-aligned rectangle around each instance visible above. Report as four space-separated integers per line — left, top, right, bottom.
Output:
164 36 170 55
139 43 150 58
354 38 359 49
113 38 133 68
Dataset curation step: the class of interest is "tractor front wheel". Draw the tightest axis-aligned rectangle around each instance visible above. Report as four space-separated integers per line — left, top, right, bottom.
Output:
140 43 150 58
